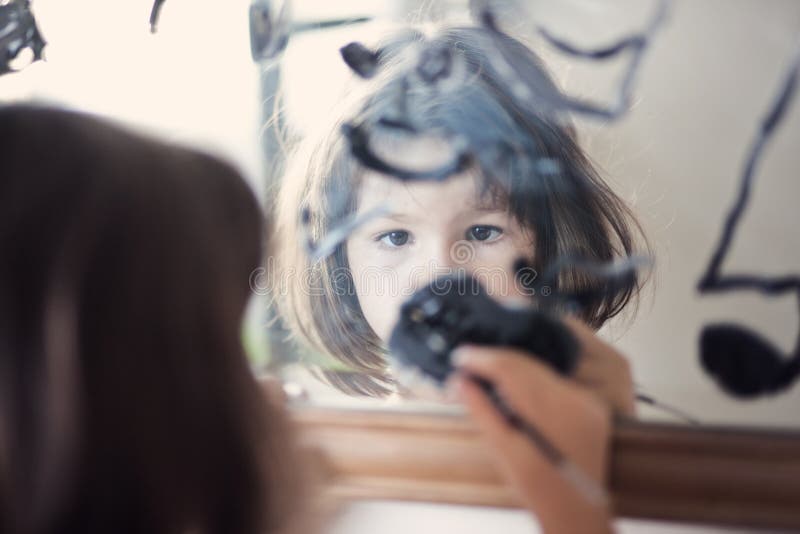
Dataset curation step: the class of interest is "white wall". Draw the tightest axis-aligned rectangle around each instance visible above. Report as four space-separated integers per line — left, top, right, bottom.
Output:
328 501 762 534
0 0 265 192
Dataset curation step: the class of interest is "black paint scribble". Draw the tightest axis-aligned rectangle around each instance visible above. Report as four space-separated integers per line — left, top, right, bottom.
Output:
338 0 669 185
249 3 370 64
697 45 800 399
515 254 649 312
149 0 166 33
341 122 472 182
249 0 291 62
340 42 381 79
473 0 670 122
300 204 389 262
338 38 475 181
0 0 46 76
415 43 453 84
390 273 581 383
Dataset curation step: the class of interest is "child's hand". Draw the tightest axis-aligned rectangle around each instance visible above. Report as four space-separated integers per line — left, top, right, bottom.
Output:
449 346 615 534
565 316 636 417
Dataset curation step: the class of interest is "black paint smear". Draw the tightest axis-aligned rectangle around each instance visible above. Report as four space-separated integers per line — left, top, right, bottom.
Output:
339 37 477 182
698 48 800 295
149 0 166 33
340 42 381 79
514 254 649 313
474 0 670 122
341 122 472 182
416 43 453 84
0 0 46 76
389 273 581 383
249 0 291 62
697 46 800 398
300 204 389 262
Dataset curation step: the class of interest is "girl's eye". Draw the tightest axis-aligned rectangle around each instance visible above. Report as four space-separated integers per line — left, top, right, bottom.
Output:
377 230 410 247
466 225 503 242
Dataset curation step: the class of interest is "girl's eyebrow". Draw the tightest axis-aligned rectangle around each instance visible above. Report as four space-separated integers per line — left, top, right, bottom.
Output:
368 212 415 223
465 200 508 214
365 206 504 224
471 193 507 212
471 205 506 212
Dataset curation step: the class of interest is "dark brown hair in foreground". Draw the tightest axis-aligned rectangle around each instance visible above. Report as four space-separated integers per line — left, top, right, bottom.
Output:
0 106 303 534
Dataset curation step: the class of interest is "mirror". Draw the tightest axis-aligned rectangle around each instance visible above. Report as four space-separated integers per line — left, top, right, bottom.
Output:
4 0 798 431
262 0 800 429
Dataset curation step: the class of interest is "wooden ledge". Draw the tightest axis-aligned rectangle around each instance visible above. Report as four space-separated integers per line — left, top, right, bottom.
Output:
291 405 800 530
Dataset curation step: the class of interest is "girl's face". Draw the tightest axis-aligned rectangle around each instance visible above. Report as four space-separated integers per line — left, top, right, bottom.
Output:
346 171 535 342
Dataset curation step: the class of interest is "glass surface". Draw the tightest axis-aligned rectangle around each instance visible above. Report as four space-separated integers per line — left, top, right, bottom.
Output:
5 0 799 428
267 0 800 428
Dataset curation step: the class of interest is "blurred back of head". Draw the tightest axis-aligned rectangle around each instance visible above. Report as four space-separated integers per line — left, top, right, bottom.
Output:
0 105 301 534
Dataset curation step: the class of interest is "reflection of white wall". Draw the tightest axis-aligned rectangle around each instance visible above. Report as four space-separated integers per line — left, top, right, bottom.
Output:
532 0 800 428
0 0 264 193
516 0 800 427
556 0 800 428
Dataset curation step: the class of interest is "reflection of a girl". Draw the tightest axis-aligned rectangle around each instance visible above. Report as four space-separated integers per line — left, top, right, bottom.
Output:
274 27 646 413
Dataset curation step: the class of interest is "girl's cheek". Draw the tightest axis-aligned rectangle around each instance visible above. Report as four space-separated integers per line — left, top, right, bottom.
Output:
472 238 517 266
350 239 404 269
364 253 407 272
469 240 535 300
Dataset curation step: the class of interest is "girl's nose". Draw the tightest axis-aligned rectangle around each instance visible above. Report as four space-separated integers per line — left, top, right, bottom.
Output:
403 240 474 297
426 239 474 276
447 239 477 268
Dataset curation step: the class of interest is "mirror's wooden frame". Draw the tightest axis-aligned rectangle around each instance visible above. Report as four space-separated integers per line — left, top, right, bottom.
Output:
289 404 800 531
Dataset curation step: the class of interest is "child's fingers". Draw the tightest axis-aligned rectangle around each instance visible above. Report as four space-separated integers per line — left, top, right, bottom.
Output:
563 316 636 416
449 373 515 442
448 373 544 471
450 364 610 526
452 345 574 420
452 345 561 390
